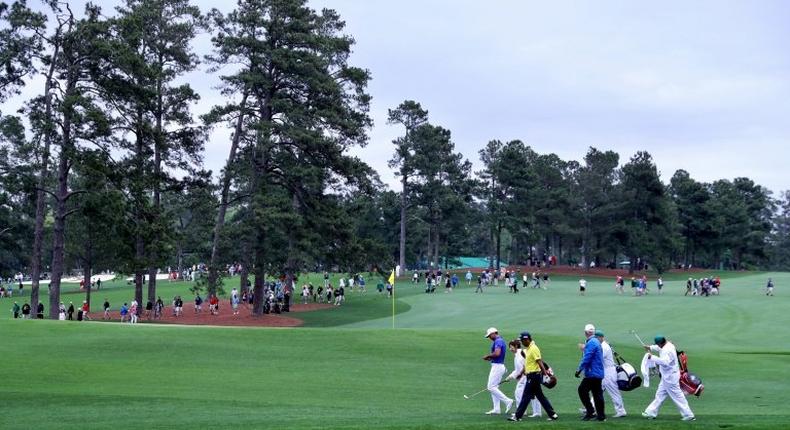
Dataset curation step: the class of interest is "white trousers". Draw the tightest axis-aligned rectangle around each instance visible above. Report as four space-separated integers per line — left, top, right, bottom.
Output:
514 377 542 416
644 380 694 419
603 367 625 415
487 363 512 412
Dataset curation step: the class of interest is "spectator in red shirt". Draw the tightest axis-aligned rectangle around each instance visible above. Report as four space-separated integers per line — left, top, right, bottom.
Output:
82 301 92 320
209 295 219 315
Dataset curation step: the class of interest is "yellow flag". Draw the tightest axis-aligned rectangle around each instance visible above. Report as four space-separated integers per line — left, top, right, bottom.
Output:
388 269 395 286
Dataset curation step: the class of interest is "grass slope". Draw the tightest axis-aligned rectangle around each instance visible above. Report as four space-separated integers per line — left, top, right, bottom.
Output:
1 271 789 429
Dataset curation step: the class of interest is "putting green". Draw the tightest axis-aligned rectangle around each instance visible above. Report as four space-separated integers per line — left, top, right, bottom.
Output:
0 271 788 429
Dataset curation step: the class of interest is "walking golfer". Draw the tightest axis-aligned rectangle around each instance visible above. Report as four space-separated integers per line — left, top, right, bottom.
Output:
504 339 542 418
508 331 559 422
576 324 606 421
595 330 626 417
642 335 695 421
482 327 514 415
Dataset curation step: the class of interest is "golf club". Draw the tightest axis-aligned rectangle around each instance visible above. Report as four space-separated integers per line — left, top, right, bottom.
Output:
463 387 488 399
463 380 509 399
629 329 647 346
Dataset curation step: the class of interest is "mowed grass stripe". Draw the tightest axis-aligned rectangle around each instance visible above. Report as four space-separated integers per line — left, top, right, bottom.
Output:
1 271 789 429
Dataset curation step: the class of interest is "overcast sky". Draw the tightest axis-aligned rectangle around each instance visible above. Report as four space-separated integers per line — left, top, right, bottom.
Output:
11 1 790 194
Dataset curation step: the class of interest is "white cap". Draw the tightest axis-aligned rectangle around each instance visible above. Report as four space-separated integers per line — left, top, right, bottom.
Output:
484 327 498 338
584 323 595 333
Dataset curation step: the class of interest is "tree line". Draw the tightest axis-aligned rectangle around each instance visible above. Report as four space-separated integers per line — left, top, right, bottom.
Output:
1 0 788 319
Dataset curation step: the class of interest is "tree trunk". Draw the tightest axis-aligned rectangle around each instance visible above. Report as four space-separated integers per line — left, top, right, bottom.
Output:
510 236 517 265
83 258 92 311
29 33 62 317
133 108 145 310
398 175 407 271
432 226 439 269
282 195 299 298
250 73 274 316
48 83 76 319
48 162 68 319
544 235 550 265
209 90 249 295
251 154 267 316
147 75 164 306
133 196 144 308
557 236 563 267
133 232 145 309
252 267 264 315
488 225 495 269
497 221 504 270
429 206 439 269
147 266 157 305
581 236 588 270
238 220 251 294
82 232 94 309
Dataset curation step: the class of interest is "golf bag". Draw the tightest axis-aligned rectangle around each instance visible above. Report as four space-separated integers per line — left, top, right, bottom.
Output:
540 361 557 389
614 352 642 391
677 350 704 396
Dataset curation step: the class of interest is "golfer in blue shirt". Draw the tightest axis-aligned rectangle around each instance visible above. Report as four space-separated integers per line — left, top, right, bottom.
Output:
575 324 606 421
482 327 514 415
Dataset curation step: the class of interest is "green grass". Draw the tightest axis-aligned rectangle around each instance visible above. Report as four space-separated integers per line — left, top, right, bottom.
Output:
1 271 789 429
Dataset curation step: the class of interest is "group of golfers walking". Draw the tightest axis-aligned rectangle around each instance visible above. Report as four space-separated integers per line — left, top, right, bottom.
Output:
481 325 695 422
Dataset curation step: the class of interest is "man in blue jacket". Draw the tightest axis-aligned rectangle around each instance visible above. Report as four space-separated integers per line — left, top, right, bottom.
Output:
575 323 606 421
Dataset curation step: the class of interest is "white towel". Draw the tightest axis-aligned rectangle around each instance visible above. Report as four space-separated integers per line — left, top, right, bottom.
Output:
640 352 657 387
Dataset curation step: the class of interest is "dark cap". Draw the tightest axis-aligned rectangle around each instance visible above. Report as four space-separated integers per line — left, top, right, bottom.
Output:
519 331 531 340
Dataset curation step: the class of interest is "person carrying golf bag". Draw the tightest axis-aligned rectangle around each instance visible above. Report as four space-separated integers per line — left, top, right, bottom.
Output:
595 330 627 417
641 335 696 421
508 331 559 422
504 339 542 418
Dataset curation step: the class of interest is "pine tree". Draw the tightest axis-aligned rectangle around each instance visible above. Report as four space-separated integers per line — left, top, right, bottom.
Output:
769 191 790 269
576 147 619 267
5 0 60 318
96 0 204 308
388 100 428 271
46 5 113 318
619 151 677 274
0 0 45 101
208 0 372 314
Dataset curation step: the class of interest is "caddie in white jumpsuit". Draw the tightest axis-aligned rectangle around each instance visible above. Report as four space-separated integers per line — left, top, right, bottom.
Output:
482 327 513 415
595 331 626 417
504 339 542 417
642 335 695 421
